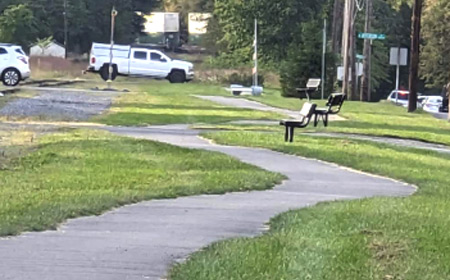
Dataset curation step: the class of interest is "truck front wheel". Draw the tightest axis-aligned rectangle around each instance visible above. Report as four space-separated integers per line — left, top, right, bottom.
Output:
169 70 186 84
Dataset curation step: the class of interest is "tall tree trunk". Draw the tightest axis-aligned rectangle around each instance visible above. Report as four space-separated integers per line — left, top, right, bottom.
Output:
349 16 357 100
408 0 423 112
361 0 372 102
348 0 358 100
331 0 344 54
342 0 352 96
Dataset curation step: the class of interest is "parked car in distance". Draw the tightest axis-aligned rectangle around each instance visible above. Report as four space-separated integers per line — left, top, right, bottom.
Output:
88 43 194 83
422 96 443 113
387 90 423 107
0 43 30 86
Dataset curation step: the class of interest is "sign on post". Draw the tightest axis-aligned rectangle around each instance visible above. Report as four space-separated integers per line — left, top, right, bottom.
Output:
337 63 363 81
358 33 386 40
390 47 408 104
389 48 408 66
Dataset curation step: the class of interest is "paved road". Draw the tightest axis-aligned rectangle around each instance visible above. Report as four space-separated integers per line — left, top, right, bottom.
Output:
433 112 448 120
0 125 415 280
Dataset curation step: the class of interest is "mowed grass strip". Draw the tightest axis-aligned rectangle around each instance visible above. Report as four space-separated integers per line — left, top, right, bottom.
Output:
0 129 284 236
95 81 282 126
169 131 450 280
238 88 450 145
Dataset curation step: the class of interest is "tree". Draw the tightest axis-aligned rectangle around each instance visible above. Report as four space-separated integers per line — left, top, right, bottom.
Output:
420 0 450 88
408 0 423 112
280 21 335 97
0 4 37 47
1 0 156 54
34 36 54 55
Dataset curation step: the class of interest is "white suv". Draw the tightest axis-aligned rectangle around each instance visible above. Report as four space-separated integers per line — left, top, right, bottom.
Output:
0 43 31 86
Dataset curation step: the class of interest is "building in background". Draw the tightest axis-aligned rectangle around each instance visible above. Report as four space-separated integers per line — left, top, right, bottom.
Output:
30 41 66 58
139 12 180 50
188 13 211 45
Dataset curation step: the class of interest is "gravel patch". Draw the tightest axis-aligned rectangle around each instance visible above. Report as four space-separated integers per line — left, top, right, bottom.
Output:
0 89 120 121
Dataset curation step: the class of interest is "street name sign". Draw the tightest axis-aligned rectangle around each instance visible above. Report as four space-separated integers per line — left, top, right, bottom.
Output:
358 33 386 40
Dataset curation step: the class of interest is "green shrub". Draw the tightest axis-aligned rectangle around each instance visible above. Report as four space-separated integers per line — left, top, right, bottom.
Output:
221 72 265 87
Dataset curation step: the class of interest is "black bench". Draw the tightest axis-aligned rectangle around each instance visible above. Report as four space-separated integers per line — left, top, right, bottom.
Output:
296 78 321 100
280 102 317 142
314 93 345 127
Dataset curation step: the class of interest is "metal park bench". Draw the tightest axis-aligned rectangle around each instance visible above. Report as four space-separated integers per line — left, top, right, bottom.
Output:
280 102 317 142
313 93 346 127
296 78 321 100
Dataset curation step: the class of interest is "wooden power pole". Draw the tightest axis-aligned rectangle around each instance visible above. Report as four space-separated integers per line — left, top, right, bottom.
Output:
408 0 423 112
342 0 354 97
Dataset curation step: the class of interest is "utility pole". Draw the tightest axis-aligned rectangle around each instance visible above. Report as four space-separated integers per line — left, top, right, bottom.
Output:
361 0 372 102
408 0 423 112
321 18 327 100
63 0 68 59
108 7 118 89
253 19 258 87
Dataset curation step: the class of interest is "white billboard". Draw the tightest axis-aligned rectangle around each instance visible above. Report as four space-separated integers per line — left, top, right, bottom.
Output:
143 12 179 34
188 13 211 35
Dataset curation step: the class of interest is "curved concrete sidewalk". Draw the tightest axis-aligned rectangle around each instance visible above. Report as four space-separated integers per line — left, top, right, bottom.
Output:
0 125 414 280
195 95 345 121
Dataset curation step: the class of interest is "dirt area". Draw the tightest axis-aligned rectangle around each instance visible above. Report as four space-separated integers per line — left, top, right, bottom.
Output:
0 89 120 121
29 57 88 79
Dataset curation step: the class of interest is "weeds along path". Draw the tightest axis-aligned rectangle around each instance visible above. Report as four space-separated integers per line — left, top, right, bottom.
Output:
0 124 414 280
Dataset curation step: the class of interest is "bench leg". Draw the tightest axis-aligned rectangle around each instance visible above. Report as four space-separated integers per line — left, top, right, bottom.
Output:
314 113 319 127
284 126 289 142
289 127 294 142
324 114 329 127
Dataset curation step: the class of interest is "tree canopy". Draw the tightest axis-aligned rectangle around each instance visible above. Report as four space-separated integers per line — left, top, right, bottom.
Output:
0 0 155 53
420 0 450 88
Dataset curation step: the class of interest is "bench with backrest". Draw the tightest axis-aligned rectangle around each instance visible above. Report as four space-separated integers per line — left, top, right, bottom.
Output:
280 102 317 142
296 78 321 100
313 93 345 127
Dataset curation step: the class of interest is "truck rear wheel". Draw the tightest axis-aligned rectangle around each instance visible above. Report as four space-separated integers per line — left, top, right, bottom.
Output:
169 70 186 84
100 64 118 81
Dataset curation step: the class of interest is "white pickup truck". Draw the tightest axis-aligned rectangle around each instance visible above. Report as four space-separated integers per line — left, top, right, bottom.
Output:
88 43 194 83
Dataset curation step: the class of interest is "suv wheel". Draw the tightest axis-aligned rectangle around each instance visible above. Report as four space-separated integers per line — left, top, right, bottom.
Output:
169 70 186 84
2 68 20 87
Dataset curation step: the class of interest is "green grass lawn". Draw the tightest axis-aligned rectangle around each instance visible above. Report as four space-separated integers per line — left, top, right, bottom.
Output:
0 129 284 236
95 80 282 126
238 88 450 145
170 131 450 280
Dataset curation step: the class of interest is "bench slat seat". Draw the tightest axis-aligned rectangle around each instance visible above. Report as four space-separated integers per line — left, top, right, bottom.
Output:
280 102 316 142
314 93 345 127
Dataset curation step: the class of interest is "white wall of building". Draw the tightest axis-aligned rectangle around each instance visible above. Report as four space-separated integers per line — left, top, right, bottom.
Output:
30 42 66 58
